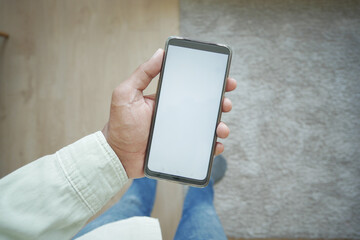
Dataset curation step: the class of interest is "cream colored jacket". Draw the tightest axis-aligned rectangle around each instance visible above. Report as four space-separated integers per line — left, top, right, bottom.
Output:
0 132 161 240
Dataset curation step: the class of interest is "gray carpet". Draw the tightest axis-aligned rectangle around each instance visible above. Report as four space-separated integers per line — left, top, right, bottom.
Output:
180 0 360 238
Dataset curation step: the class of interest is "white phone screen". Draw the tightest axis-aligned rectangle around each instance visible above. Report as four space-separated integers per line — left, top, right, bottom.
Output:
147 45 229 180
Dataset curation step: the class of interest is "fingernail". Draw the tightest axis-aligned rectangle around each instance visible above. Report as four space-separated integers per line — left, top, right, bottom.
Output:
151 48 162 59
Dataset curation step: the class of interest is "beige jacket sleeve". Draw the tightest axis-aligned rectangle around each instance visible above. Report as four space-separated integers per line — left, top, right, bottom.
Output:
0 132 128 240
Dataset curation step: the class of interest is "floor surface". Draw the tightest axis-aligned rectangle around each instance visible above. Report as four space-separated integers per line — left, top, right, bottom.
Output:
0 1 182 240
180 0 360 238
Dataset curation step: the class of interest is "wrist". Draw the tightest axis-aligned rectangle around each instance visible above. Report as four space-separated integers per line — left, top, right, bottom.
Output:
101 123 145 179
101 124 127 176
101 123 135 179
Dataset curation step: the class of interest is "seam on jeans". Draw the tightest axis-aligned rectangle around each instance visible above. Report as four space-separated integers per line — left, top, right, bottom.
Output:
56 151 95 214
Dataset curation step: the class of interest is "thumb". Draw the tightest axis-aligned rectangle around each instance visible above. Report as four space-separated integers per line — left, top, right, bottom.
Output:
129 48 164 91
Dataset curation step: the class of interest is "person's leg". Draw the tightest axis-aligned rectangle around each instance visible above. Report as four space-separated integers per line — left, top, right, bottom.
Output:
73 177 157 238
174 155 227 240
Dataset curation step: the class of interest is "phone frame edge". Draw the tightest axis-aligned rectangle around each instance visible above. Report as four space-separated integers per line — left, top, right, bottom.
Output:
144 36 232 188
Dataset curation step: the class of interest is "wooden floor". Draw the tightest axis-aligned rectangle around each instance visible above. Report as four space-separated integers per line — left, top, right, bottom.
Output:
0 1 182 239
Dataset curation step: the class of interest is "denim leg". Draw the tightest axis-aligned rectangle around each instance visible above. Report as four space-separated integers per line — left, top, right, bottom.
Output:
174 180 227 240
73 177 157 239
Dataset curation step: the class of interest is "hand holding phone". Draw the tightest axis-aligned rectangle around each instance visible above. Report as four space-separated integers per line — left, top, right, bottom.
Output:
102 38 236 181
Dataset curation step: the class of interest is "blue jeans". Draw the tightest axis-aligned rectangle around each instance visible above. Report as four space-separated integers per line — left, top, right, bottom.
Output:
73 178 226 240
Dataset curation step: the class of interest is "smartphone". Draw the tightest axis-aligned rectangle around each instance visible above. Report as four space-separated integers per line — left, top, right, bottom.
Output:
144 37 232 187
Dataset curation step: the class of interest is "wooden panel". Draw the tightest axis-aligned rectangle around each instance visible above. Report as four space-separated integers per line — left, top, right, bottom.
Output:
0 1 181 239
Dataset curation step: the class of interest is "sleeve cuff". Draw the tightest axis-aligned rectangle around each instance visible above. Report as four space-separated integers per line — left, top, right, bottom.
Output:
56 131 128 215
